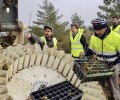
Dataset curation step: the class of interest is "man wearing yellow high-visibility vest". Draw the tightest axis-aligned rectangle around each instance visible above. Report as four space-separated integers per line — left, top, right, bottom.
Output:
110 16 120 34
70 23 88 58
27 25 57 49
85 18 120 100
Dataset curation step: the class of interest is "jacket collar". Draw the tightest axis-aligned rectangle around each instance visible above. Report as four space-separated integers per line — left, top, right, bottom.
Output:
45 35 53 41
94 27 111 40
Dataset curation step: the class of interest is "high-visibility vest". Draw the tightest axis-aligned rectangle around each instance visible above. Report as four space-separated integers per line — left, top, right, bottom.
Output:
89 31 120 62
110 25 120 34
70 28 84 57
78 28 84 33
40 36 57 49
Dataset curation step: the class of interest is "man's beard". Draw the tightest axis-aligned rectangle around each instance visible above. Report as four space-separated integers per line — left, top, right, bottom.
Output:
97 34 103 37
112 22 117 25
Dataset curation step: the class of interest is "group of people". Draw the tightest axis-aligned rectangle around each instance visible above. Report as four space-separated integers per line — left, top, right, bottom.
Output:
26 16 120 100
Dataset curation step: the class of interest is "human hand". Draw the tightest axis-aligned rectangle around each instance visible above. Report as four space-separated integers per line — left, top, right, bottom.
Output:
26 32 31 38
79 52 85 58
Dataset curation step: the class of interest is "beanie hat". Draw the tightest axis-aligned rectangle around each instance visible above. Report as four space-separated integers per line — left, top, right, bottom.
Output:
92 18 108 30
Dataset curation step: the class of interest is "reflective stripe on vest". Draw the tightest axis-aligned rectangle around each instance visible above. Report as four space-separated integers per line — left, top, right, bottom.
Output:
53 38 57 49
90 31 120 62
70 28 84 57
97 56 118 62
40 36 57 49
110 25 120 34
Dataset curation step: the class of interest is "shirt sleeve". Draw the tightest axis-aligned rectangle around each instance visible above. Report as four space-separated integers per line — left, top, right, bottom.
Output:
28 33 45 49
85 48 94 56
80 34 88 51
28 33 36 44
85 35 95 56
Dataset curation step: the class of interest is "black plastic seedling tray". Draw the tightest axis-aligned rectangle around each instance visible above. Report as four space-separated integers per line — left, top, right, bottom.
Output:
73 58 114 83
30 81 83 100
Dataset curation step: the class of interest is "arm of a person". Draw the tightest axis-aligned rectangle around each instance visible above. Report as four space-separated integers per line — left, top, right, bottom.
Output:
28 33 45 49
80 34 88 51
28 33 37 44
116 41 120 64
85 48 94 56
85 35 95 56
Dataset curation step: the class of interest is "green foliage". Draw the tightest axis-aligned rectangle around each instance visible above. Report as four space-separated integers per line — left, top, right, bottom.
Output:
29 25 43 36
33 0 63 27
71 13 84 27
97 0 120 21
56 29 70 53
85 28 93 45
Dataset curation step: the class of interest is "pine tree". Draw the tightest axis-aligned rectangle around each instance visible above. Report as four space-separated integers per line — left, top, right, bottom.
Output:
97 0 120 20
71 13 84 27
33 0 64 29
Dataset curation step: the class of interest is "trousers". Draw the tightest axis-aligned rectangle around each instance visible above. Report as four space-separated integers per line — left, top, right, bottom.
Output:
110 64 120 100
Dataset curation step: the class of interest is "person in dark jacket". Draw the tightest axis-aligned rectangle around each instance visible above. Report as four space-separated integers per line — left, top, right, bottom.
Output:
27 25 57 49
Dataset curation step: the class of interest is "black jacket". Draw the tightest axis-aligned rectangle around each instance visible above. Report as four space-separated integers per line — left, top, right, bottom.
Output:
28 33 54 49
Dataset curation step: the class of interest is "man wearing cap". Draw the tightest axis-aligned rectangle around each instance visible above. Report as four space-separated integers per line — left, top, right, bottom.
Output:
70 23 88 58
85 18 120 100
27 25 57 49
110 16 120 34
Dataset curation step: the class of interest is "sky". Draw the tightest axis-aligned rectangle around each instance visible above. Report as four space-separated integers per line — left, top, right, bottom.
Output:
18 0 104 26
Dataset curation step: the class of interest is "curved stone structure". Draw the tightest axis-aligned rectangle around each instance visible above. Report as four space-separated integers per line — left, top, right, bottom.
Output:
0 44 107 100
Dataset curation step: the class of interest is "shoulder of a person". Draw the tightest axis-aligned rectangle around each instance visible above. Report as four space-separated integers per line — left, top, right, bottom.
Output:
91 34 96 38
110 25 112 27
39 36 45 40
118 25 120 27
90 34 100 42
53 37 57 40
111 31 120 38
